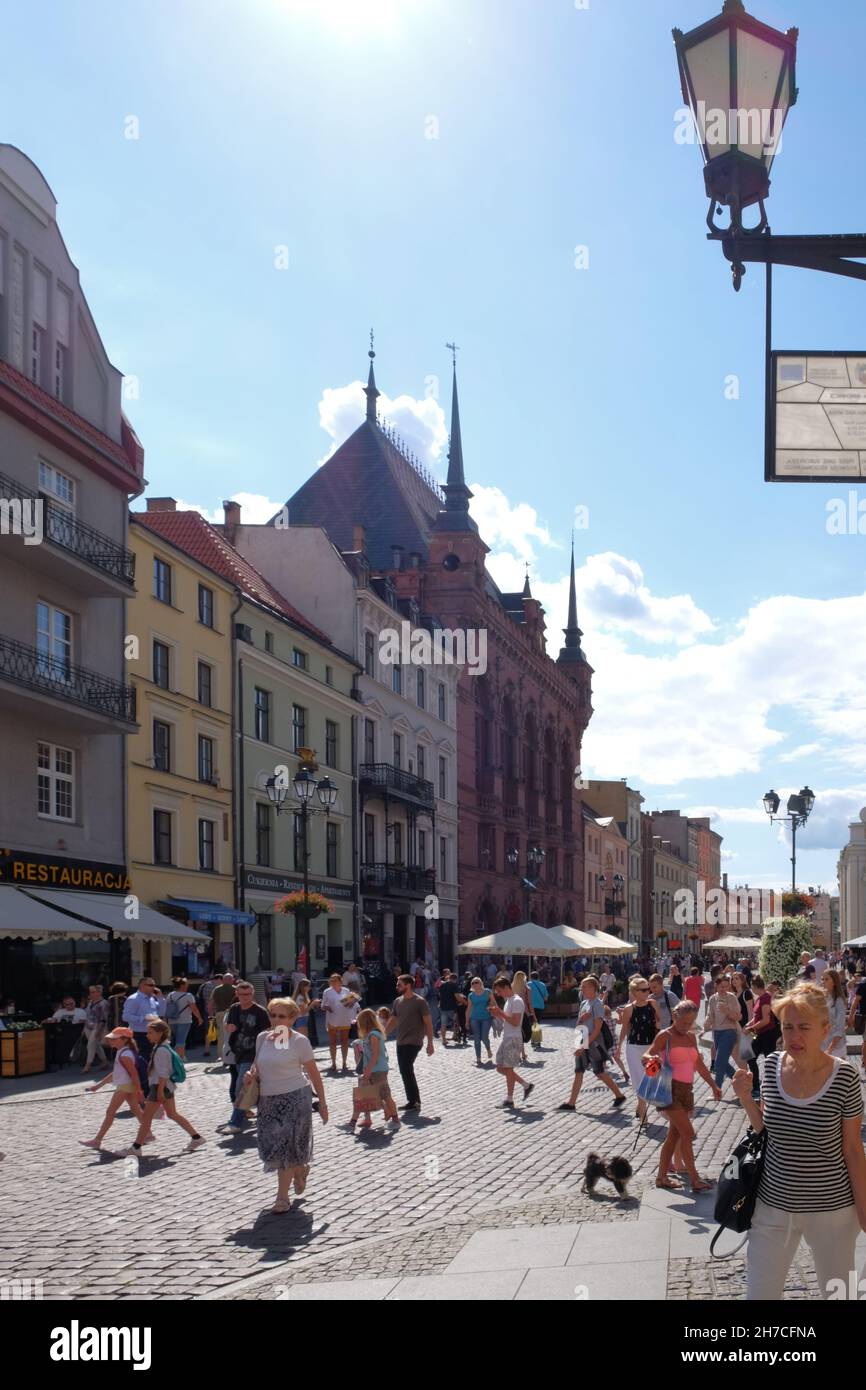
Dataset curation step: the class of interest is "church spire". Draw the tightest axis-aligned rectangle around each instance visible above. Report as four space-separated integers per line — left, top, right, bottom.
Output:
558 534 587 664
522 563 532 598
364 328 380 423
435 345 477 533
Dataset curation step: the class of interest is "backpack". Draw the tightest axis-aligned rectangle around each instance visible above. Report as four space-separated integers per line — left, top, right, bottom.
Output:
132 1051 149 1092
156 1042 186 1085
165 992 184 1022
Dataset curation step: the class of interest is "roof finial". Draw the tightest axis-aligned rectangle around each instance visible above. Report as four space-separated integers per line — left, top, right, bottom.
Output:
523 562 532 598
365 328 380 424
446 340 459 369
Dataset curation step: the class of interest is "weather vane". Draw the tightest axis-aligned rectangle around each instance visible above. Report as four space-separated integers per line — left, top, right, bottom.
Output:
369 327 375 360
445 341 459 368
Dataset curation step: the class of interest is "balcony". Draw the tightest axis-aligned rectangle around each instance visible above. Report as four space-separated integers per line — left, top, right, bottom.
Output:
0 634 137 731
359 762 434 807
0 470 135 595
360 863 436 898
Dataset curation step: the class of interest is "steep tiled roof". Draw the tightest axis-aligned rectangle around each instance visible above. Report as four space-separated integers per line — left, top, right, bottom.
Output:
132 509 330 645
283 420 443 573
0 359 143 483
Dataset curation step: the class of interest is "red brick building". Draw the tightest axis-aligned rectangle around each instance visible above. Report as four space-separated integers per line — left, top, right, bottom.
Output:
283 352 593 942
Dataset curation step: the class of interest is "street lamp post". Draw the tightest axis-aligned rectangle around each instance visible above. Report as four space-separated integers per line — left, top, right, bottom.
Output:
506 843 546 924
266 763 339 971
597 872 625 937
763 786 815 894
674 2 866 291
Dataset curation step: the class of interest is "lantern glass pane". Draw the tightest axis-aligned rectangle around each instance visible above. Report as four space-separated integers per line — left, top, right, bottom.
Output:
683 29 732 159
735 30 787 162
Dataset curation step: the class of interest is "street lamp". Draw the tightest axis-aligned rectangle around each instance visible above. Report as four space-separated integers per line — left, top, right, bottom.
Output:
674 3 866 291
266 763 339 969
597 872 625 937
506 843 546 924
763 785 815 893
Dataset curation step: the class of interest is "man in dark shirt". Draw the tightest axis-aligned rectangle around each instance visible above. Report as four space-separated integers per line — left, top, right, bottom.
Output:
437 969 460 1045
223 981 269 1133
386 974 435 1111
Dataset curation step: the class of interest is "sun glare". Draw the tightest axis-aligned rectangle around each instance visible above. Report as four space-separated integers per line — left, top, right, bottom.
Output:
276 0 408 38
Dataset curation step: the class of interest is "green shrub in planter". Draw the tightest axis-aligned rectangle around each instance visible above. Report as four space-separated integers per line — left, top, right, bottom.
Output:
759 917 815 988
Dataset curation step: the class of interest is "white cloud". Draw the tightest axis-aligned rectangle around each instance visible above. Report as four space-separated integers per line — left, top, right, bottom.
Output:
779 742 824 763
469 486 558 565
173 493 283 525
317 381 448 469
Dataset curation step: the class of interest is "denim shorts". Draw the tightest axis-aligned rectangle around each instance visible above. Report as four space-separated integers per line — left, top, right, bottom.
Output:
172 1022 191 1048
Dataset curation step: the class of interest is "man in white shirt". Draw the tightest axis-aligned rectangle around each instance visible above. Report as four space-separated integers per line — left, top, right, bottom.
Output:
488 975 534 1108
321 972 359 1074
809 950 828 982
43 996 86 1025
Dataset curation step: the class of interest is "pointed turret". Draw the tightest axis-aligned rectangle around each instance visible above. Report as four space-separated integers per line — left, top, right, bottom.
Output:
364 329 380 423
522 565 532 598
558 536 588 665
435 359 477 534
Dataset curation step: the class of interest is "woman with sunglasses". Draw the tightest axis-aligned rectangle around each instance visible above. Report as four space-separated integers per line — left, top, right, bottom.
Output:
244 997 328 1213
615 977 661 1122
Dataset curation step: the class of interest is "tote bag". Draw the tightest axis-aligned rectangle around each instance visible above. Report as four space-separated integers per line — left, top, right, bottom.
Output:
636 1040 673 1109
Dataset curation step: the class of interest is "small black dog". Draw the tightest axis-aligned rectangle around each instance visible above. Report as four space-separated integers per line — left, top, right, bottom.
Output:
583 1152 633 1199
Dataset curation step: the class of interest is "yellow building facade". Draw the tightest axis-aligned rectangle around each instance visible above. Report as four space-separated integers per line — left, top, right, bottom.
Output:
127 516 236 982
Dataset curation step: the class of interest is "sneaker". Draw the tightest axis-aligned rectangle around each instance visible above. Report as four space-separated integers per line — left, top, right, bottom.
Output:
522 1083 535 1102
502 1099 515 1109
185 1137 206 1152
387 1118 402 1130
119 1146 142 1158
557 1102 576 1111
224 1124 242 1135
612 1095 627 1108
399 1102 421 1111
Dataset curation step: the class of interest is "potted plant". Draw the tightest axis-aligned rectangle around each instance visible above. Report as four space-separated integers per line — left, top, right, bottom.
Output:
277 890 334 921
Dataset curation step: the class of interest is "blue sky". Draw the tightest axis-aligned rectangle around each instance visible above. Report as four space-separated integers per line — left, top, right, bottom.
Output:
5 0 866 894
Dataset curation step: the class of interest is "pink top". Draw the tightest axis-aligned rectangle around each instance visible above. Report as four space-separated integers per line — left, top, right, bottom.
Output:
670 1044 697 1083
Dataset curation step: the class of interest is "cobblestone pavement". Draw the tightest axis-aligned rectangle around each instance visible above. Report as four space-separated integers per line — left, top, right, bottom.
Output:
0 1024 832 1300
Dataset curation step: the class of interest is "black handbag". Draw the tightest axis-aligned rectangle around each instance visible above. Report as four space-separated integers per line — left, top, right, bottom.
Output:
710 1125 767 1258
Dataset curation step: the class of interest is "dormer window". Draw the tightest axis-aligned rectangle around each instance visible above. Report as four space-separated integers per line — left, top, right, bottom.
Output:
31 325 44 385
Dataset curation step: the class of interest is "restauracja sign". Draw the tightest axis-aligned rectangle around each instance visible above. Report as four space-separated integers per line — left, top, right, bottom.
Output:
0 849 131 893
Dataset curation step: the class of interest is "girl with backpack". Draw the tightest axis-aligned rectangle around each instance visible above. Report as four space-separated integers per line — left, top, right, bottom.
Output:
123 1019 205 1158
78 1027 154 1151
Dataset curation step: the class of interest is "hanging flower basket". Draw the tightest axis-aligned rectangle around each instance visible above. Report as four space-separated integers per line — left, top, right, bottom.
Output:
277 891 334 920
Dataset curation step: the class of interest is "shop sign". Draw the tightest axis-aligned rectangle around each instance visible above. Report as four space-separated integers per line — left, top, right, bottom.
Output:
0 848 131 893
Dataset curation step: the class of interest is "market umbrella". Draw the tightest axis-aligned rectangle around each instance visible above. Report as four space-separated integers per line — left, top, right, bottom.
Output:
457 922 577 957
703 935 763 951
842 934 866 948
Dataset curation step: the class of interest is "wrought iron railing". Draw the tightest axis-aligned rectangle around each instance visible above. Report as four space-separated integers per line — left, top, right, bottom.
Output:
360 863 436 895
359 763 434 805
0 471 135 585
0 634 136 723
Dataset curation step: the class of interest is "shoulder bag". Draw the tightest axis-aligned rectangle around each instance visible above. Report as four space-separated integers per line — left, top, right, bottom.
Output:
710 1125 767 1258
636 1039 673 1109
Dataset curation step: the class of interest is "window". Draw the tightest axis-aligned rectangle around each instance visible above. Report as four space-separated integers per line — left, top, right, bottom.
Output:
417 669 425 708
364 813 375 864
292 648 308 670
364 631 375 677
198 735 215 783
293 812 305 871
325 720 338 768
438 756 447 800
36 601 71 681
548 850 558 886
153 810 172 865
54 343 67 401
198 819 215 871
440 837 447 883
364 718 375 765
197 661 212 708
198 584 214 628
254 688 270 742
256 914 274 971
393 733 402 769
292 704 306 752
438 682 446 721
325 665 333 686
418 830 427 869
38 460 75 511
152 641 170 690
37 742 74 821
392 823 403 864
153 557 172 605
152 720 171 773
416 745 425 782
255 803 271 867
265 632 274 654
326 821 339 878
31 325 44 385
564 854 574 890
392 665 402 695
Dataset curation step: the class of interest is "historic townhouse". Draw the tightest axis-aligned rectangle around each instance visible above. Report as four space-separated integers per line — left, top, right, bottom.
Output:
226 512 460 977
0 146 144 1011
134 503 358 978
583 779 644 944
280 347 593 942
582 804 630 940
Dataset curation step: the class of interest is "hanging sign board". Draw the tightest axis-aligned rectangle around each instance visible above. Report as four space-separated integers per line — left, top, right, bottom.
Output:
769 351 866 481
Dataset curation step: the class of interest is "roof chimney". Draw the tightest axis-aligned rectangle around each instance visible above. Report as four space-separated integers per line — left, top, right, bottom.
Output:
391 544 404 570
146 497 177 512
409 551 422 568
223 499 241 540
353 524 366 554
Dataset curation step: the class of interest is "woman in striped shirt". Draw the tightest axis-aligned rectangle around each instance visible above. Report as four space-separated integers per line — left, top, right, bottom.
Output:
732 981 866 1300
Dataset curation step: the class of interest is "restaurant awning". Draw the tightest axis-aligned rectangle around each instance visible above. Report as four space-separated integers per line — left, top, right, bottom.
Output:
0 885 109 941
24 891 211 943
161 897 256 926
457 922 578 957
